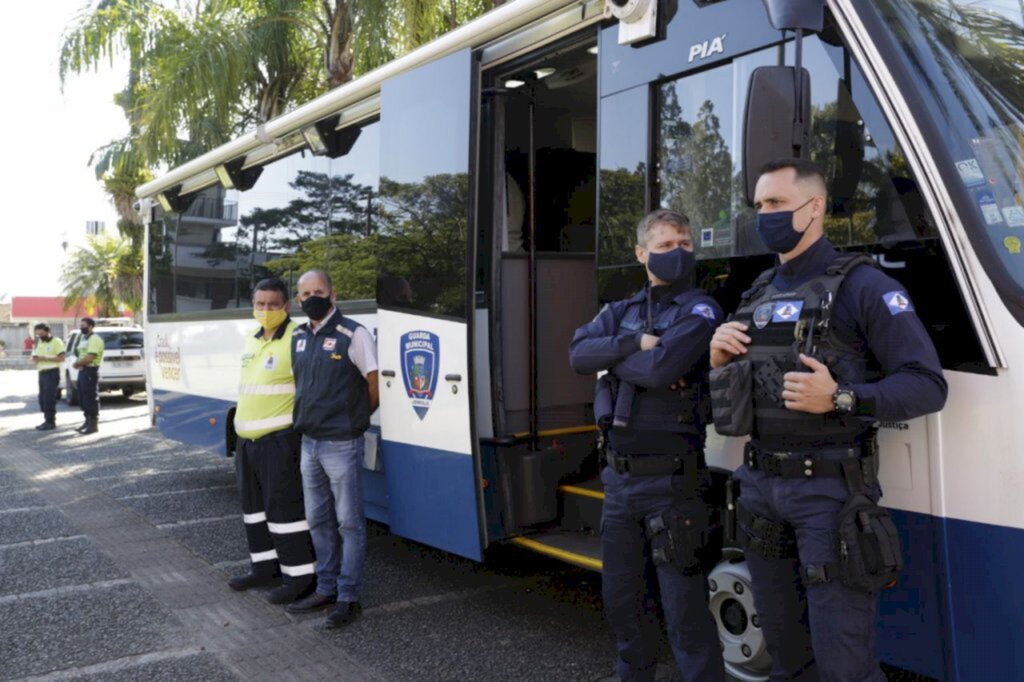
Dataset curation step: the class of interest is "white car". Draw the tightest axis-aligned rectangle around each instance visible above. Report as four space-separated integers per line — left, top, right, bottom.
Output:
61 322 146 404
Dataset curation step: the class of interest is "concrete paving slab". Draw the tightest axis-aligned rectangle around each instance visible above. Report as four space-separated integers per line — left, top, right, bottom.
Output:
0 508 78 546
0 536 129 597
64 651 240 682
118 486 240 526
165 516 249 566
0 582 191 680
90 466 235 497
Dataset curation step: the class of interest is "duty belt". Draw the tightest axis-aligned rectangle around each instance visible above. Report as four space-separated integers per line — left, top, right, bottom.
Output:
744 441 878 485
606 448 704 478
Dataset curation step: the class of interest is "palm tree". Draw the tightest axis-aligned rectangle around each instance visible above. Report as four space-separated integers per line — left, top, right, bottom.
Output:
61 234 142 318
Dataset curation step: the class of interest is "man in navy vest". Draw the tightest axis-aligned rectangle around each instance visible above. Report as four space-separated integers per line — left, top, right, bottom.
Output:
286 269 379 629
710 159 947 680
570 209 725 682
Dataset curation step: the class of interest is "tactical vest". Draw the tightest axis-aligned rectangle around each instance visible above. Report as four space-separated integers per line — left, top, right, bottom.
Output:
235 321 296 440
606 288 712 439
732 253 878 450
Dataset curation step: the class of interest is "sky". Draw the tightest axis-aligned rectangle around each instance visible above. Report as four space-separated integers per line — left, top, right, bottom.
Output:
0 2 126 300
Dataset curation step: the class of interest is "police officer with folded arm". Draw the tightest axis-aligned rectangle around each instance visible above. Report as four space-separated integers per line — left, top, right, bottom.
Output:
709 159 947 681
570 209 725 682
31 323 65 431
71 317 105 435
229 277 317 605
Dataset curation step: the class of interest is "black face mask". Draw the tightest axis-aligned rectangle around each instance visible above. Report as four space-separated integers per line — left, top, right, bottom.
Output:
39 335 50 342
79 327 90 335
300 295 334 321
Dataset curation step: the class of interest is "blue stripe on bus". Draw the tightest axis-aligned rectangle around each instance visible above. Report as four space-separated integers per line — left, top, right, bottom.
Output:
152 389 233 456
941 515 1024 681
877 509 1024 681
381 439 482 562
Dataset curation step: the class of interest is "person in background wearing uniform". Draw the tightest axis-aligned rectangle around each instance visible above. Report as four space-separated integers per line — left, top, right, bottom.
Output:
569 209 725 682
31 323 65 431
286 269 379 629
710 159 947 680
71 317 105 435
229 277 317 604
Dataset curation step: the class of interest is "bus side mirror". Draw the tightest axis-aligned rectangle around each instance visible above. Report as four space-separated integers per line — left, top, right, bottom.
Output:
742 65 811 206
760 0 824 31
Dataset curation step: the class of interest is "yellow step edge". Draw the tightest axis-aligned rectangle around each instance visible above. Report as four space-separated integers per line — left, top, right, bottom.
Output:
510 536 603 571
559 484 604 501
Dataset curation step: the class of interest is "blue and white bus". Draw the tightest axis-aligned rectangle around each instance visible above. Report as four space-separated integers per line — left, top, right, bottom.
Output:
137 1 1024 679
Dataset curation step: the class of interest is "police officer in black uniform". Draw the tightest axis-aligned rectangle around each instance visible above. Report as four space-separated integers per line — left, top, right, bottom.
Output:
570 209 725 682
710 159 948 681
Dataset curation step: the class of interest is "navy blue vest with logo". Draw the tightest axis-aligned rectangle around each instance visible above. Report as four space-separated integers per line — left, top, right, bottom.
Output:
292 312 371 441
731 253 879 451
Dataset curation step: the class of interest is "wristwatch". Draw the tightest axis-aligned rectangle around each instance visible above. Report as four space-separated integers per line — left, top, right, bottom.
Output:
832 386 857 415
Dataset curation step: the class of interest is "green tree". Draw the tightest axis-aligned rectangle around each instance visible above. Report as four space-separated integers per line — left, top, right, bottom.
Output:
60 233 142 317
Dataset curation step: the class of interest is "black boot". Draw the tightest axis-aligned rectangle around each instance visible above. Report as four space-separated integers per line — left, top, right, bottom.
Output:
36 422 56 431
80 418 98 435
228 572 281 591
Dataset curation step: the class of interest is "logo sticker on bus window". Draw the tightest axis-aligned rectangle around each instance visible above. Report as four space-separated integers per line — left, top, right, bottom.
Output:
955 158 986 187
977 190 1003 225
1001 205 1024 228
401 331 440 420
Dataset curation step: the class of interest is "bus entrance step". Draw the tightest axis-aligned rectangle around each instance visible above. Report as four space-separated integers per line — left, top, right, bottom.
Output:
559 478 603 533
509 529 602 571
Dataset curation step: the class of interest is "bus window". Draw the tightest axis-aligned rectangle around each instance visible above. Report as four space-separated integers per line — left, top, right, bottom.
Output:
146 123 380 318
652 32 989 373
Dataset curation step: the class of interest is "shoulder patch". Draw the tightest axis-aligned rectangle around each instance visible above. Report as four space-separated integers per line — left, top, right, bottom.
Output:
691 303 716 320
336 324 354 338
883 290 914 315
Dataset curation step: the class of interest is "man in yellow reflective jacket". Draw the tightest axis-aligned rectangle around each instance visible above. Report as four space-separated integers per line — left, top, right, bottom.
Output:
31 322 65 430
229 277 316 605
72 317 105 434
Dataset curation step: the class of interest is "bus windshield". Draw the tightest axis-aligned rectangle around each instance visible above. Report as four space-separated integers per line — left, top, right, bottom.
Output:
873 0 1024 314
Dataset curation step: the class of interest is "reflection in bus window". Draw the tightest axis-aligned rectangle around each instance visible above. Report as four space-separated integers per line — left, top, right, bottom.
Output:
648 29 986 372
146 122 381 316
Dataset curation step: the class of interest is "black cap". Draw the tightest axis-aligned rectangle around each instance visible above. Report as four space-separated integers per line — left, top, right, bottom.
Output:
81 317 96 327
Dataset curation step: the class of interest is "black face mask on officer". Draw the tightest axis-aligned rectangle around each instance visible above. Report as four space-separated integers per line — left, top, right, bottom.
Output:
646 247 696 285
300 295 334 321
79 326 90 335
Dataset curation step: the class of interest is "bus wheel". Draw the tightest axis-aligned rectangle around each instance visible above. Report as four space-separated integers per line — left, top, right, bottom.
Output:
708 551 772 682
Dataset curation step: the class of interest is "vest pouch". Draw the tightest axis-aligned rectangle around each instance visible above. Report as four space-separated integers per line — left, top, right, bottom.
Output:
644 498 720 576
709 359 753 436
837 493 903 593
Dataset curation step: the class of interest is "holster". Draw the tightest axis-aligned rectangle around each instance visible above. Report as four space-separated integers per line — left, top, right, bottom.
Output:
644 498 722 576
834 493 903 592
709 359 753 436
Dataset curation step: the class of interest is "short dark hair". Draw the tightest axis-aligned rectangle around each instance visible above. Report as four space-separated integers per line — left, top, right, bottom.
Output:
760 158 826 186
81 317 96 328
253 277 289 302
34 323 50 332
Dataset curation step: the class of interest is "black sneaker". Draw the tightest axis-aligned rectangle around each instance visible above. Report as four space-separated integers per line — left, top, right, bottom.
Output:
36 422 55 430
325 601 362 629
228 572 281 592
286 591 337 614
266 579 315 605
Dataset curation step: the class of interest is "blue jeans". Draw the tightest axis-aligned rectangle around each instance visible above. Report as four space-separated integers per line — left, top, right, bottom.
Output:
300 435 366 602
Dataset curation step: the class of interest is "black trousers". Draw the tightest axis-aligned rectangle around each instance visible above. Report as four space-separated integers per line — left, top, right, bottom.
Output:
236 430 316 585
78 366 99 419
38 369 59 423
